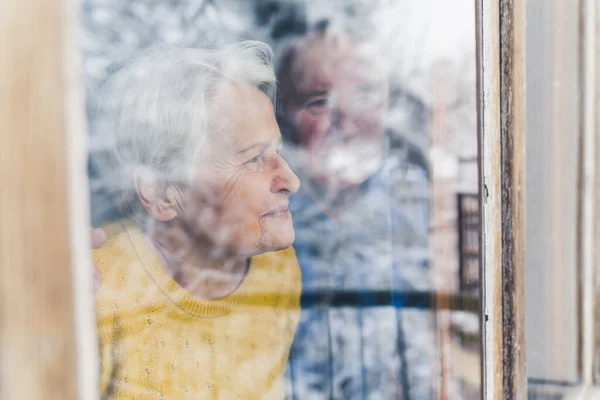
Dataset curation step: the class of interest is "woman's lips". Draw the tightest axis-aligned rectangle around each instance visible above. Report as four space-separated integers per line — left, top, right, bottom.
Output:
264 206 291 219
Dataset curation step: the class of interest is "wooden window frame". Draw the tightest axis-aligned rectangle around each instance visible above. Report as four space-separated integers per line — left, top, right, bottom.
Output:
478 0 600 398
0 0 98 398
477 0 526 398
4 0 600 399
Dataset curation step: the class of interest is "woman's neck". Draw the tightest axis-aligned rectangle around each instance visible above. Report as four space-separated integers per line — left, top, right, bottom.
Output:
143 219 249 300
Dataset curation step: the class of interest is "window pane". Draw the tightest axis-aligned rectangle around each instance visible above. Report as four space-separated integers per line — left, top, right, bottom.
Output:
525 0 582 391
82 1 480 398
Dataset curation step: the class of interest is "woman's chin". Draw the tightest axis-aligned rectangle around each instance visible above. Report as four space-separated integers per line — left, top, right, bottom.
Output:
261 223 295 252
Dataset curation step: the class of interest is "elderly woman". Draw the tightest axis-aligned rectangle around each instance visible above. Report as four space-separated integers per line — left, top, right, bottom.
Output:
92 41 301 399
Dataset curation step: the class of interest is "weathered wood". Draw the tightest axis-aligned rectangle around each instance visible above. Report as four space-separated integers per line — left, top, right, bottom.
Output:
578 0 597 387
590 0 600 385
477 0 527 398
499 0 527 398
475 0 503 398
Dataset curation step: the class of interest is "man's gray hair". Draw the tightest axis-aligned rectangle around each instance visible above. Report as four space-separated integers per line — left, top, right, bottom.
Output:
93 41 277 221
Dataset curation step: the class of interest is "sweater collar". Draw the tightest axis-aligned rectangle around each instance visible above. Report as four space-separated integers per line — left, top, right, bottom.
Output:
121 221 258 318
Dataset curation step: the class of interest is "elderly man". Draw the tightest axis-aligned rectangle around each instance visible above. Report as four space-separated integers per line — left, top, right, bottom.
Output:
92 42 302 399
277 25 434 399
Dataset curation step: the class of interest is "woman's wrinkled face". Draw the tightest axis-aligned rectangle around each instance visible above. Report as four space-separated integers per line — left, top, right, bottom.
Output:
285 34 388 191
179 83 300 256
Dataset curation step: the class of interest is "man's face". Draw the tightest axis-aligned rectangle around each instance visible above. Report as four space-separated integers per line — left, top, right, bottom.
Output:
283 33 389 191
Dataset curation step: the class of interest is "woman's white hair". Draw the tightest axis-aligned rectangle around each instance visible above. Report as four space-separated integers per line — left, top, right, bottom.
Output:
93 41 277 221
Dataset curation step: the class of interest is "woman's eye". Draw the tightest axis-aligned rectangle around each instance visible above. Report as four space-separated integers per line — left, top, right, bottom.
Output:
246 154 266 166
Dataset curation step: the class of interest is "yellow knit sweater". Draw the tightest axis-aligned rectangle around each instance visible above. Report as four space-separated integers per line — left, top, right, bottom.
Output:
93 222 301 399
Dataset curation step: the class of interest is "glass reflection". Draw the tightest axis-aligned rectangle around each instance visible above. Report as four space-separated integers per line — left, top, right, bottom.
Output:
84 1 480 399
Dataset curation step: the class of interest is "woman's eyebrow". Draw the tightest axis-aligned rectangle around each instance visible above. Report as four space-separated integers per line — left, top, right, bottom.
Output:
237 141 270 154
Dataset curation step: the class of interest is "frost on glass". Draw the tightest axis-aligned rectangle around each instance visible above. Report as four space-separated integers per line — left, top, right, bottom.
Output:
84 1 479 399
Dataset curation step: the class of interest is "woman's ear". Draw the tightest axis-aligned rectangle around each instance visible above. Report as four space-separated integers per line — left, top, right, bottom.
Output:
165 185 185 215
133 167 179 222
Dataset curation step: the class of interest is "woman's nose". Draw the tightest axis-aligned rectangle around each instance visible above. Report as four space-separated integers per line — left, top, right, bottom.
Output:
271 156 300 194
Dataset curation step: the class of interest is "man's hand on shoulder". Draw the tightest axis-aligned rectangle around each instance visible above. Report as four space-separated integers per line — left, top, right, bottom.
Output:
91 228 107 292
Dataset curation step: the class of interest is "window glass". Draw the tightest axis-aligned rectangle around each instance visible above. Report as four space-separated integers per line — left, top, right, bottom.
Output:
525 0 582 394
83 1 480 398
